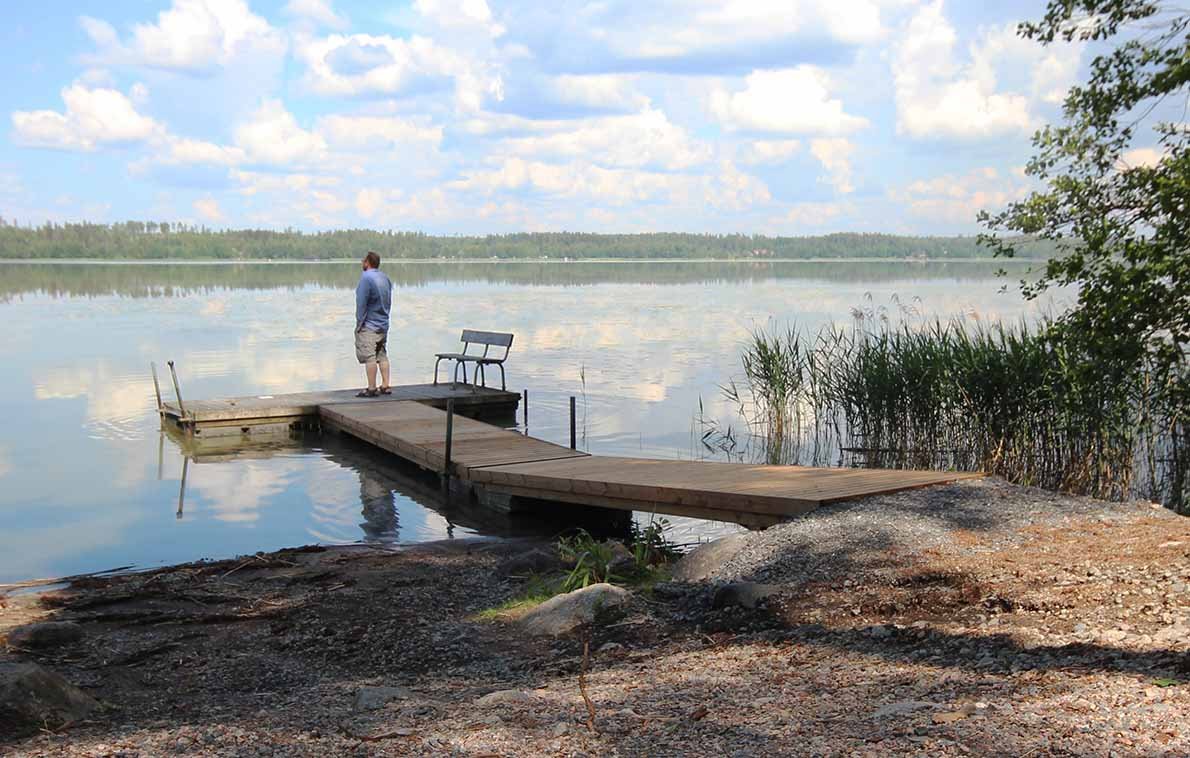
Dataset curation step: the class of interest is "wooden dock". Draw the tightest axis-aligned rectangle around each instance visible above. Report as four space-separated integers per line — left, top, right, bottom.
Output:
161 384 980 527
316 396 980 528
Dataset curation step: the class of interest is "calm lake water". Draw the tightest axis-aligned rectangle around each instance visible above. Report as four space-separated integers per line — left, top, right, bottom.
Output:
0 260 1059 584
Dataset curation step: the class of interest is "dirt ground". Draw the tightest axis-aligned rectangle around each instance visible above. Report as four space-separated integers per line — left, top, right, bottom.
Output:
2 499 1188 757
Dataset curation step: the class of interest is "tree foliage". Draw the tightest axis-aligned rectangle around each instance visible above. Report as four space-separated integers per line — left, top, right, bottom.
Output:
981 0 1188 500
0 221 1057 262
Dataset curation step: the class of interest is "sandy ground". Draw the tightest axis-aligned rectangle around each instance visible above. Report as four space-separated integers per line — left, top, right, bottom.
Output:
2 479 1188 757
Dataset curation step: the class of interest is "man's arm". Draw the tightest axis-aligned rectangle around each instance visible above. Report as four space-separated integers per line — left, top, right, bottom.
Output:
355 277 369 331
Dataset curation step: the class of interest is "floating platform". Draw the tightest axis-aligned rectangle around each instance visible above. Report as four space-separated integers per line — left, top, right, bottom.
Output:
162 384 980 528
161 383 520 438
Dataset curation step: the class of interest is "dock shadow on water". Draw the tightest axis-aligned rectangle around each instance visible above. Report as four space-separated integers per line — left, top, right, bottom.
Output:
164 420 631 556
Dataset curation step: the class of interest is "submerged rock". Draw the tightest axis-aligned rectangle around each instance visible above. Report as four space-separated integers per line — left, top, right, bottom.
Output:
521 583 630 636
5 621 84 651
672 534 749 582
0 662 99 737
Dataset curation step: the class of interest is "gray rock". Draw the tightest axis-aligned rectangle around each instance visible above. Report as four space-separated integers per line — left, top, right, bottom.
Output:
521 583 630 636
672 534 749 582
353 685 412 711
498 548 566 577
552 722 570 737
475 689 541 707
6 621 84 651
605 541 635 573
712 582 782 610
0 662 99 737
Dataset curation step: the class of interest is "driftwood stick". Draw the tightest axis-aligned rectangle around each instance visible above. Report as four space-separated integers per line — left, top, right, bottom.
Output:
579 632 597 733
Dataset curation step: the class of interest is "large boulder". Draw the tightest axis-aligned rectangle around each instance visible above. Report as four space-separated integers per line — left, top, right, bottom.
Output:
5 622 84 651
0 662 99 737
672 534 750 583
521 583 630 637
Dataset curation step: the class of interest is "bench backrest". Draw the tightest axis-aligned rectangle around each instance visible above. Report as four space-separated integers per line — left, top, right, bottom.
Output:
461 329 514 358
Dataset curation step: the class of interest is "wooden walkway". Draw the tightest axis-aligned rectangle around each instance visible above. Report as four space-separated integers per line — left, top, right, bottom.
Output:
318 400 980 528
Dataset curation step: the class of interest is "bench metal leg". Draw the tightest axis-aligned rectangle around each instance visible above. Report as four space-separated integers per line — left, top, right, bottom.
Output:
497 363 506 391
434 357 442 385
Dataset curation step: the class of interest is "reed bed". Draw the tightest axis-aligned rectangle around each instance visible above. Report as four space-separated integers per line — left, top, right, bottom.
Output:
713 319 1188 511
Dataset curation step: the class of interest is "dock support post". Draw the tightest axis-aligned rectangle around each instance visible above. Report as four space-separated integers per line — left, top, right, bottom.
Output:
150 362 164 418
444 398 455 476
570 395 577 450
523 389 528 434
177 456 189 520
167 360 187 421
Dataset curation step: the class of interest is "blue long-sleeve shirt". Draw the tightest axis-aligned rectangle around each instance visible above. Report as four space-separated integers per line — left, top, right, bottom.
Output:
355 268 392 332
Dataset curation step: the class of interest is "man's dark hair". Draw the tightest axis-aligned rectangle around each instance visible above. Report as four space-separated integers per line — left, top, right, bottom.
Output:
364 251 381 269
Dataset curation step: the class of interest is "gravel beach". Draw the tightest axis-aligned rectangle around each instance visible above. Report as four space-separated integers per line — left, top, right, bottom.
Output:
2 478 1187 756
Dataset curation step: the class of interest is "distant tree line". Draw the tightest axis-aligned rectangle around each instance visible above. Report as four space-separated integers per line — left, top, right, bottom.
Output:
0 220 1056 261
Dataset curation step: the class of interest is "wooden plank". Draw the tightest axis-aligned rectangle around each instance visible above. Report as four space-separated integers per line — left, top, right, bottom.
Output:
320 401 584 476
163 383 519 423
469 456 977 515
486 484 783 529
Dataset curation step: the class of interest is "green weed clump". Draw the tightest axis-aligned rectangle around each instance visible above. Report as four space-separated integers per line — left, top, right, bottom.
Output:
714 317 1187 510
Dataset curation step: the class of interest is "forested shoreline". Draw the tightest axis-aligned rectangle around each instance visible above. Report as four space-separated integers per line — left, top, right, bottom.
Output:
0 221 1055 260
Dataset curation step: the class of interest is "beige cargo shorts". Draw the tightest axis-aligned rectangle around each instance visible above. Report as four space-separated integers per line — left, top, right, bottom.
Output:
355 329 388 364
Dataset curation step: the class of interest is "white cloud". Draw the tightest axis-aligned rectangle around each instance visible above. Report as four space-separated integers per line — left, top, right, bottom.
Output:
711 67 868 135
809 138 856 194
284 0 349 30
11 84 162 151
782 201 845 228
503 0 889 72
901 166 1030 225
892 0 1082 140
156 135 246 166
452 157 768 210
316 115 443 152
82 0 286 72
233 99 326 166
296 32 500 110
194 196 224 222
355 188 384 218
543 74 650 113
415 0 504 37
500 109 710 171
739 140 802 166
1118 146 1166 169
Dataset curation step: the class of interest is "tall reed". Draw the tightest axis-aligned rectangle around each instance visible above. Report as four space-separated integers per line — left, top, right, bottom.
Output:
717 318 1187 510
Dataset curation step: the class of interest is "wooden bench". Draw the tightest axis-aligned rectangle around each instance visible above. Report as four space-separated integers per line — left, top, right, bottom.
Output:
434 330 515 390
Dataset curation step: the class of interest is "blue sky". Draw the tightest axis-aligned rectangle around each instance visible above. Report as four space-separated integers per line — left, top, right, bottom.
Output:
0 0 1099 234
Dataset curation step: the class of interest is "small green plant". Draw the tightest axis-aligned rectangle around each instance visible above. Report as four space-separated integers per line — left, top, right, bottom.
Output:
628 515 680 571
558 530 619 592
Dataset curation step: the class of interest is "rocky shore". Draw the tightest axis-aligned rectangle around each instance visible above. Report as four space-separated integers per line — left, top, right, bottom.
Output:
2 478 1187 756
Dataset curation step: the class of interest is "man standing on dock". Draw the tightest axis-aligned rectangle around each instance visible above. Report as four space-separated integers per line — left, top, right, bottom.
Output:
355 251 393 397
